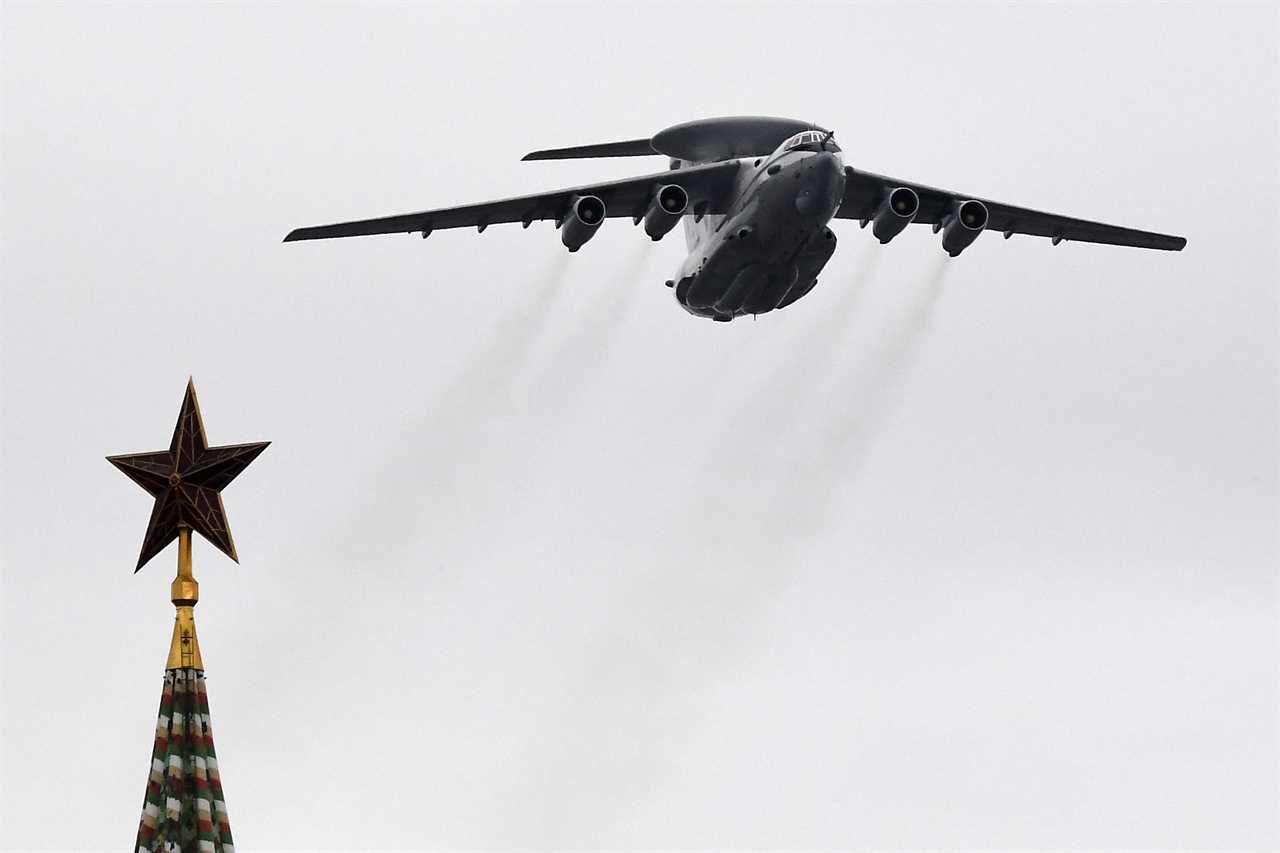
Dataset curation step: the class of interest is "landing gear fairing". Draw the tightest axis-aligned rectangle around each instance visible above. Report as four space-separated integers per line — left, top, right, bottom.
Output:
284 116 1186 322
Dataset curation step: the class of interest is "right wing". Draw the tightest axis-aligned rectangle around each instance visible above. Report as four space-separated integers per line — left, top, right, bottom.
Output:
283 160 739 242
837 167 1186 251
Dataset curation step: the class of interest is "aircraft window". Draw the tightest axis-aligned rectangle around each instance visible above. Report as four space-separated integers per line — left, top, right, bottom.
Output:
783 131 823 151
782 132 807 151
780 130 841 154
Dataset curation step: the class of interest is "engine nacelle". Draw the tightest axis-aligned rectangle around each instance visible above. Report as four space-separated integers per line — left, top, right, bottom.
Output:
940 199 988 256
642 184 689 240
560 195 606 252
871 187 919 244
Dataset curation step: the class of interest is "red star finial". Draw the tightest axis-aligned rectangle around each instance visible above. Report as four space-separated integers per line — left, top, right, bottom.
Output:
108 379 269 571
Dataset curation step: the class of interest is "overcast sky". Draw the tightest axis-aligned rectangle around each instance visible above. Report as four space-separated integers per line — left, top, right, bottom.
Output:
2 2 1277 851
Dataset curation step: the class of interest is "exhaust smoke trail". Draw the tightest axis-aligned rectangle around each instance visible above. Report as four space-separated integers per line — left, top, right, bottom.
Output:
547 253 954 837
541 239 654 374
685 243 886 521
415 242 671 840
513 240 657 447
497 247 900 839
325 250 574 565
455 251 574 393
749 245 885 446
805 252 951 518
321 246 656 823
789 243 885 355
750 253 951 548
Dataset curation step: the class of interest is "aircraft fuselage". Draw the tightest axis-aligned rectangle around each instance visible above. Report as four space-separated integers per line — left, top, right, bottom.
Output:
672 149 846 321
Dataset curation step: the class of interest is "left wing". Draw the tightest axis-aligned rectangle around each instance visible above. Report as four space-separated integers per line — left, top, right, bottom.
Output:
837 167 1186 251
283 160 740 242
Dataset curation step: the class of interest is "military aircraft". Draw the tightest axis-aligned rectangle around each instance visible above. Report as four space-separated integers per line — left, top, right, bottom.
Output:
284 116 1186 322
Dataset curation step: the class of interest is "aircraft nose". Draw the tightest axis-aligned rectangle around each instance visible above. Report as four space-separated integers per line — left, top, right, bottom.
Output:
794 153 845 218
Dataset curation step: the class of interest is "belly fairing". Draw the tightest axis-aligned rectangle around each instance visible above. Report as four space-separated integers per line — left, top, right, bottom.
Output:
674 226 836 320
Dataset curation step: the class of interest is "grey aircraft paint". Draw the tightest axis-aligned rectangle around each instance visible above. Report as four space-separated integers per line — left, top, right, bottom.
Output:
284 115 1187 322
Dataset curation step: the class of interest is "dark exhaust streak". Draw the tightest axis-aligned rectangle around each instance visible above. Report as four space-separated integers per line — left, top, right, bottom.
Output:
509 243 657 507
549 254 952 835
544 241 653 371
696 244 883 478
516 241 657 432
802 253 950 525
326 252 573 566
757 246 884 437
429 243 665 839
502 248 884 835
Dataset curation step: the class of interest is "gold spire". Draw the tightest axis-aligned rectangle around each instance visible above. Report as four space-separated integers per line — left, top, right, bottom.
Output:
166 526 204 670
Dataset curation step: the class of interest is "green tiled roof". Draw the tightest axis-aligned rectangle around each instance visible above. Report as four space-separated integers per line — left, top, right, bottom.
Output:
134 668 236 853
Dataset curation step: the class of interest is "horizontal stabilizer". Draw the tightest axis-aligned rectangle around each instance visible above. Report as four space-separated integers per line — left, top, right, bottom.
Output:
522 138 657 161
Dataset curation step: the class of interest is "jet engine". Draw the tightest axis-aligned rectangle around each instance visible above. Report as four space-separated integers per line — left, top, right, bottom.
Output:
871 187 920 244
940 199 988 256
642 184 689 240
560 195 606 252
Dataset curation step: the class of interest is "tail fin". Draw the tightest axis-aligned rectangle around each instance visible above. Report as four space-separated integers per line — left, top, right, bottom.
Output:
521 138 657 161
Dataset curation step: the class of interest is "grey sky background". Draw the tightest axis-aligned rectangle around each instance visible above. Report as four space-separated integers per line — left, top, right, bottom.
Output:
2 2 1277 850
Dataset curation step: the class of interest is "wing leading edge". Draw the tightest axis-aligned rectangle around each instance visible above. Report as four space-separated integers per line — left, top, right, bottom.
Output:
837 168 1186 251
283 160 740 243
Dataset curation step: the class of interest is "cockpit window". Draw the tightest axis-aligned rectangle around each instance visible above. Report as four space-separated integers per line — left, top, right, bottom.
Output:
780 130 841 153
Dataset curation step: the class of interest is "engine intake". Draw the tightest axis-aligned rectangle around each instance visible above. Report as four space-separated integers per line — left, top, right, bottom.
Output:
642 184 688 240
560 195 606 252
941 199 988 256
871 187 919 244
